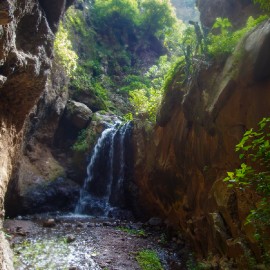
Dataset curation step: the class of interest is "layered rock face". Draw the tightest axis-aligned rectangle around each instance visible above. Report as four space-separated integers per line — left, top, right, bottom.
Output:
133 20 270 267
0 0 72 268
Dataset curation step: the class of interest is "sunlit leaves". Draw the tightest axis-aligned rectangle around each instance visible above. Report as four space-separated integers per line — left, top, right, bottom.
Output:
54 22 78 77
212 17 232 34
139 0 177 37
224 117 270 244
208 15 268 58
129 87 162 122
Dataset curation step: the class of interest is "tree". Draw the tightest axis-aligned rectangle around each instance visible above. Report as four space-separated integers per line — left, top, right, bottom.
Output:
139 0 176 38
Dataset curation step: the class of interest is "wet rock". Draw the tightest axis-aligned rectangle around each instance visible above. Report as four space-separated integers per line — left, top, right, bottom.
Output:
66 234 76 243
14 178 80 215
69 267 78 270
148 217 163 227
43 219 56 228
0 1 13 25
103 222 112 227
0 76 7 88
76 222 84 228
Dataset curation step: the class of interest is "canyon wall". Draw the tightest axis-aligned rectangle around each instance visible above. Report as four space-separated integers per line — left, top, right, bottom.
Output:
0 0 72 268
133 18 270 267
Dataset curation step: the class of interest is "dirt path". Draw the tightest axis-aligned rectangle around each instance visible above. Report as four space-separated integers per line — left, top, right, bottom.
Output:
4 216 185 270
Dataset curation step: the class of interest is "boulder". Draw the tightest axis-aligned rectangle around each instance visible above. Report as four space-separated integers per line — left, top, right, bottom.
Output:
7 177 80 216
65 100 93 129
71 88 107 112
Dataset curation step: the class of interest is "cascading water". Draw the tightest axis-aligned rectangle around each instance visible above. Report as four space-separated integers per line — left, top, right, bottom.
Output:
75 122 132 217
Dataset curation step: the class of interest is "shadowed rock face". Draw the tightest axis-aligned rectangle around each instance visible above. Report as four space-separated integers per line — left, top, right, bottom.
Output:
0 0 73 268
133 20 270 267
197 0 260 29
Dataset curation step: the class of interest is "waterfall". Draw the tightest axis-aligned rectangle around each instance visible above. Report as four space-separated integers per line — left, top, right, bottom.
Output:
75 122 132 217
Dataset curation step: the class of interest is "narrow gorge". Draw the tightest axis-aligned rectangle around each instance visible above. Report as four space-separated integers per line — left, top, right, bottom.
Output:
0 0 270 269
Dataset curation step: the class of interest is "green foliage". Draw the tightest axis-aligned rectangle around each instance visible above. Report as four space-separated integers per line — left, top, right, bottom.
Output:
164 20 188 56
146 55 173 88
54 22 78 77
94 0 140 23
13 238 70 269
253 0 270 12
163 56 185 92
129 87 162 122
120 75 151 93
127 55 184 122
139 0 177 38
208 15 268 58
123 112 134 121
59 0 184 120
136 249 163 270
117 226 146 237
129 89 149 113
72 129 89 152
224 118 270 261
212 17 232 34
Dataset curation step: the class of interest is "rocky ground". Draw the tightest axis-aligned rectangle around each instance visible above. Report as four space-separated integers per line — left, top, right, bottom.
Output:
4 215 186 270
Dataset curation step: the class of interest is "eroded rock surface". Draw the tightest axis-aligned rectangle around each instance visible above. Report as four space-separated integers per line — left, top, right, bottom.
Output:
0 0 73 268
133 20 270 267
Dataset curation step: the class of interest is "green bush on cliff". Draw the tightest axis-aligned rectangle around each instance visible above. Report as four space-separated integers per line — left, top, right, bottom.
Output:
224 118 270 262
54 22 78 77
128 55 180 122
208 15 268 58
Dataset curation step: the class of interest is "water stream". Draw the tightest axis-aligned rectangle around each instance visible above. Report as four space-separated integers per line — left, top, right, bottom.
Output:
75 122 132 217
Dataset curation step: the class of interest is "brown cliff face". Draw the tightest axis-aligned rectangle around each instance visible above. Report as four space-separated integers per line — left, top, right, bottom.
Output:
0 0 72 268
133 20 270 267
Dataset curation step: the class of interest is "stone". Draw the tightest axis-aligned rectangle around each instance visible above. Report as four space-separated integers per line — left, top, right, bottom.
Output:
7 178 80 216
76 222 84 228
43 219 56 228
0 76 7 88
71 88 107 112
66 234 76 243
197 0 259 29
148 217 163 227
0 1 13 25
65 100 93 129
69 267 78 270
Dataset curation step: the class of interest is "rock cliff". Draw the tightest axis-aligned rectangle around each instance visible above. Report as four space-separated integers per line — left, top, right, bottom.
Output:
197 0 260 29
133 19 270 267
0 0 72 268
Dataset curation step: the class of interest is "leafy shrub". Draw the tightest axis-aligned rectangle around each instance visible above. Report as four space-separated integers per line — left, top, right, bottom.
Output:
72 129 89 152
208 15 268 58
136 249 163 270
139 0 176 38
117 226 146 237
54 22 78 77
163 56 186 92
224 118 270 262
